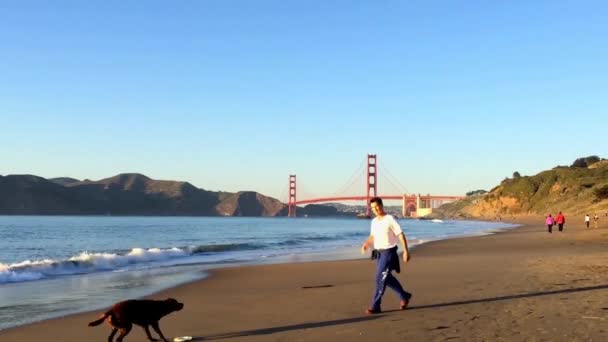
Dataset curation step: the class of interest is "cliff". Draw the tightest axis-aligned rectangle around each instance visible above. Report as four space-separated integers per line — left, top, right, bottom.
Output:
434 159 608 219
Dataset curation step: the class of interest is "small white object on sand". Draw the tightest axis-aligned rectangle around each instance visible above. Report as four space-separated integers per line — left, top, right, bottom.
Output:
173 336 193 342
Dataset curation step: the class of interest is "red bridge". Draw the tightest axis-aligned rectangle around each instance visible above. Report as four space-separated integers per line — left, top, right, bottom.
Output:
287 154 464 217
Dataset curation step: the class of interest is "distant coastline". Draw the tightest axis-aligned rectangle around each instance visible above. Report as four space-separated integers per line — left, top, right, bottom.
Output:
0 173 376 217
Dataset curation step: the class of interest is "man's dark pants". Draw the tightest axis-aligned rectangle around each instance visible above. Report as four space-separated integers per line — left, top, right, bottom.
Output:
370 248 411 311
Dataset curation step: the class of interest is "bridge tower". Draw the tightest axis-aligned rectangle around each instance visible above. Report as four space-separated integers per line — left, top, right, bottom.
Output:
288 175 297 217
366 154 377 217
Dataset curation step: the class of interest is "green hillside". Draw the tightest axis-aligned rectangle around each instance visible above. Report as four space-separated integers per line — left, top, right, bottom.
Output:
435 158 608 219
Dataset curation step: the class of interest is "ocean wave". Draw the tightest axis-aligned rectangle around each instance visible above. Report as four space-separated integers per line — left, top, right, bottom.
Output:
0 243 256 284
0 234 364 284
275 233 364 247
188 243 259 254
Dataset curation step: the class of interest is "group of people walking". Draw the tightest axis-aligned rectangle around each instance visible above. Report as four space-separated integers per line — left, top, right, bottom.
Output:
545 211 566 233
584 213 600 228
546 212 603 232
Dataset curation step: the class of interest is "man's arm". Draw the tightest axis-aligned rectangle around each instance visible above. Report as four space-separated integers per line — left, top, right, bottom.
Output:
361 235 374 254
398 233 410 263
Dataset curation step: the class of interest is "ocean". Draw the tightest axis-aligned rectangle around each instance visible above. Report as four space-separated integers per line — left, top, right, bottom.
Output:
0 216 517 330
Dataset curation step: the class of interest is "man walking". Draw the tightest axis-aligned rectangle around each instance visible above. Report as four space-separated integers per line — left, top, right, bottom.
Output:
360 197 412 314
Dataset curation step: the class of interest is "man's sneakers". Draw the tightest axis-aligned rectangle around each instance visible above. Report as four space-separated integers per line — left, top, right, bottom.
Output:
400 295 412 310
365 308 381 315
366 296 412 315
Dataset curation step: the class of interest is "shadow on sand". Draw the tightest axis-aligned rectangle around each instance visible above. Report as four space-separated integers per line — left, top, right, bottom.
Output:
189 283 608 340
386 282 608 313
189 316 382 341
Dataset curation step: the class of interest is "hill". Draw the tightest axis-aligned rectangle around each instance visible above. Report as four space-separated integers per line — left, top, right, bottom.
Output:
0 173 379 217
216 191 286 216
49 177 80 186
0 175 84 214
434 158 608 219
0 173 285 216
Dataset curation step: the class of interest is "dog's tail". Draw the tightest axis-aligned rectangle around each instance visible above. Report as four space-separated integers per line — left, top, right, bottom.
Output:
88 310 111 327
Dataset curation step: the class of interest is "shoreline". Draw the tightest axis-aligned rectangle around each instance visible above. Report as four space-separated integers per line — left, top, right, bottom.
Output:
4 216 607 341
0 219 516 332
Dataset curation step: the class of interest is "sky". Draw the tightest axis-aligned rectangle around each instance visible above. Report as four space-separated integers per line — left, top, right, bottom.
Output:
1 1 606 202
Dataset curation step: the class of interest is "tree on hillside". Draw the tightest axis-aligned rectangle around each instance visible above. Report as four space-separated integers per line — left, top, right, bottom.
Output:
466 189 488 196
513 171 521 178
586 156 601 165
571 158 587 168
571 155 601 168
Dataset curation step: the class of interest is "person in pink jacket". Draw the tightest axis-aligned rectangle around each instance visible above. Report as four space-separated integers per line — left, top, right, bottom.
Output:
546 214 555 233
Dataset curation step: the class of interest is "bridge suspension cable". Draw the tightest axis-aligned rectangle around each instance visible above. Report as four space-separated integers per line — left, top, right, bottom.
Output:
295 176 315 202
379 164 410 195
332 158 366 197
279 180 289 203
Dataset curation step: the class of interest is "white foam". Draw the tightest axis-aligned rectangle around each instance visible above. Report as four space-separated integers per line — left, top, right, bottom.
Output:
407 238 429 247
0 247 190 284
0 267 44 283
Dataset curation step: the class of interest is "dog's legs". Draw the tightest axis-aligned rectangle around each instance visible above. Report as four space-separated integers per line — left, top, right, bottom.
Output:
115 323 132 342
143 325 159 341
108 328 118 342
151 322 169 342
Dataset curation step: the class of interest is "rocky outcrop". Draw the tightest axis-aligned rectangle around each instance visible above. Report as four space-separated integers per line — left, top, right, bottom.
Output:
215 191 285 216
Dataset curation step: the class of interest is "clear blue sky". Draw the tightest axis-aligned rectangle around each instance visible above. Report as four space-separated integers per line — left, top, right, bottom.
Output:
1 1 606 202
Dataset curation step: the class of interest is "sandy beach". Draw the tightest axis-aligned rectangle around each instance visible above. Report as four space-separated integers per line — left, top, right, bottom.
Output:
2 217 608 341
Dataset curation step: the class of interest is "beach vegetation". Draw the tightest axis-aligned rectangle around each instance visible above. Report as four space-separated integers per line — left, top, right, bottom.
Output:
571 155 600 168
466 190 487 196
434 155 608 218
513 171 521 178
594 185 608 201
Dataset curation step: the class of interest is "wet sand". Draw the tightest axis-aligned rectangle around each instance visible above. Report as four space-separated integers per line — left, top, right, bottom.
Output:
2 216 608 341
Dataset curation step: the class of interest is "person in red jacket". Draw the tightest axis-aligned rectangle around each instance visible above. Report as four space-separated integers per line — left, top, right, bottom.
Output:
556 211 566 232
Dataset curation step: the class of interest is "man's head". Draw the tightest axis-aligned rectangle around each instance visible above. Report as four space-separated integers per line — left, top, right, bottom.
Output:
369 197 385 217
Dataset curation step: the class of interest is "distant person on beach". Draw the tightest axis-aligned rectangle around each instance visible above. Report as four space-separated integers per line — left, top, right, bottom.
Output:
556 212 566 232
585 214 590 228
594 214 599 228
546 214 554 233
360 196 412 314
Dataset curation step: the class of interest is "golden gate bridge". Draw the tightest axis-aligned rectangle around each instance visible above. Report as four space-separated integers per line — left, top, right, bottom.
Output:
286 154 464 218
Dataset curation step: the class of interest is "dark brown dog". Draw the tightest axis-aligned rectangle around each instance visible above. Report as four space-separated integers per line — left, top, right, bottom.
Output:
88 298 184 342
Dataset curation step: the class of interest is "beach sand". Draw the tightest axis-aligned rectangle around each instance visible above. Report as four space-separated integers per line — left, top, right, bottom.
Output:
2 217 608 341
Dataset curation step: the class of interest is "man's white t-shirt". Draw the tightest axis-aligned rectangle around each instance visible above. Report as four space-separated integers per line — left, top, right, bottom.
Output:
371 215 403 249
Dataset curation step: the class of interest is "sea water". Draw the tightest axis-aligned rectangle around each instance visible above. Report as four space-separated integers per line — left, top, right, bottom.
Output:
0 216 517 330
